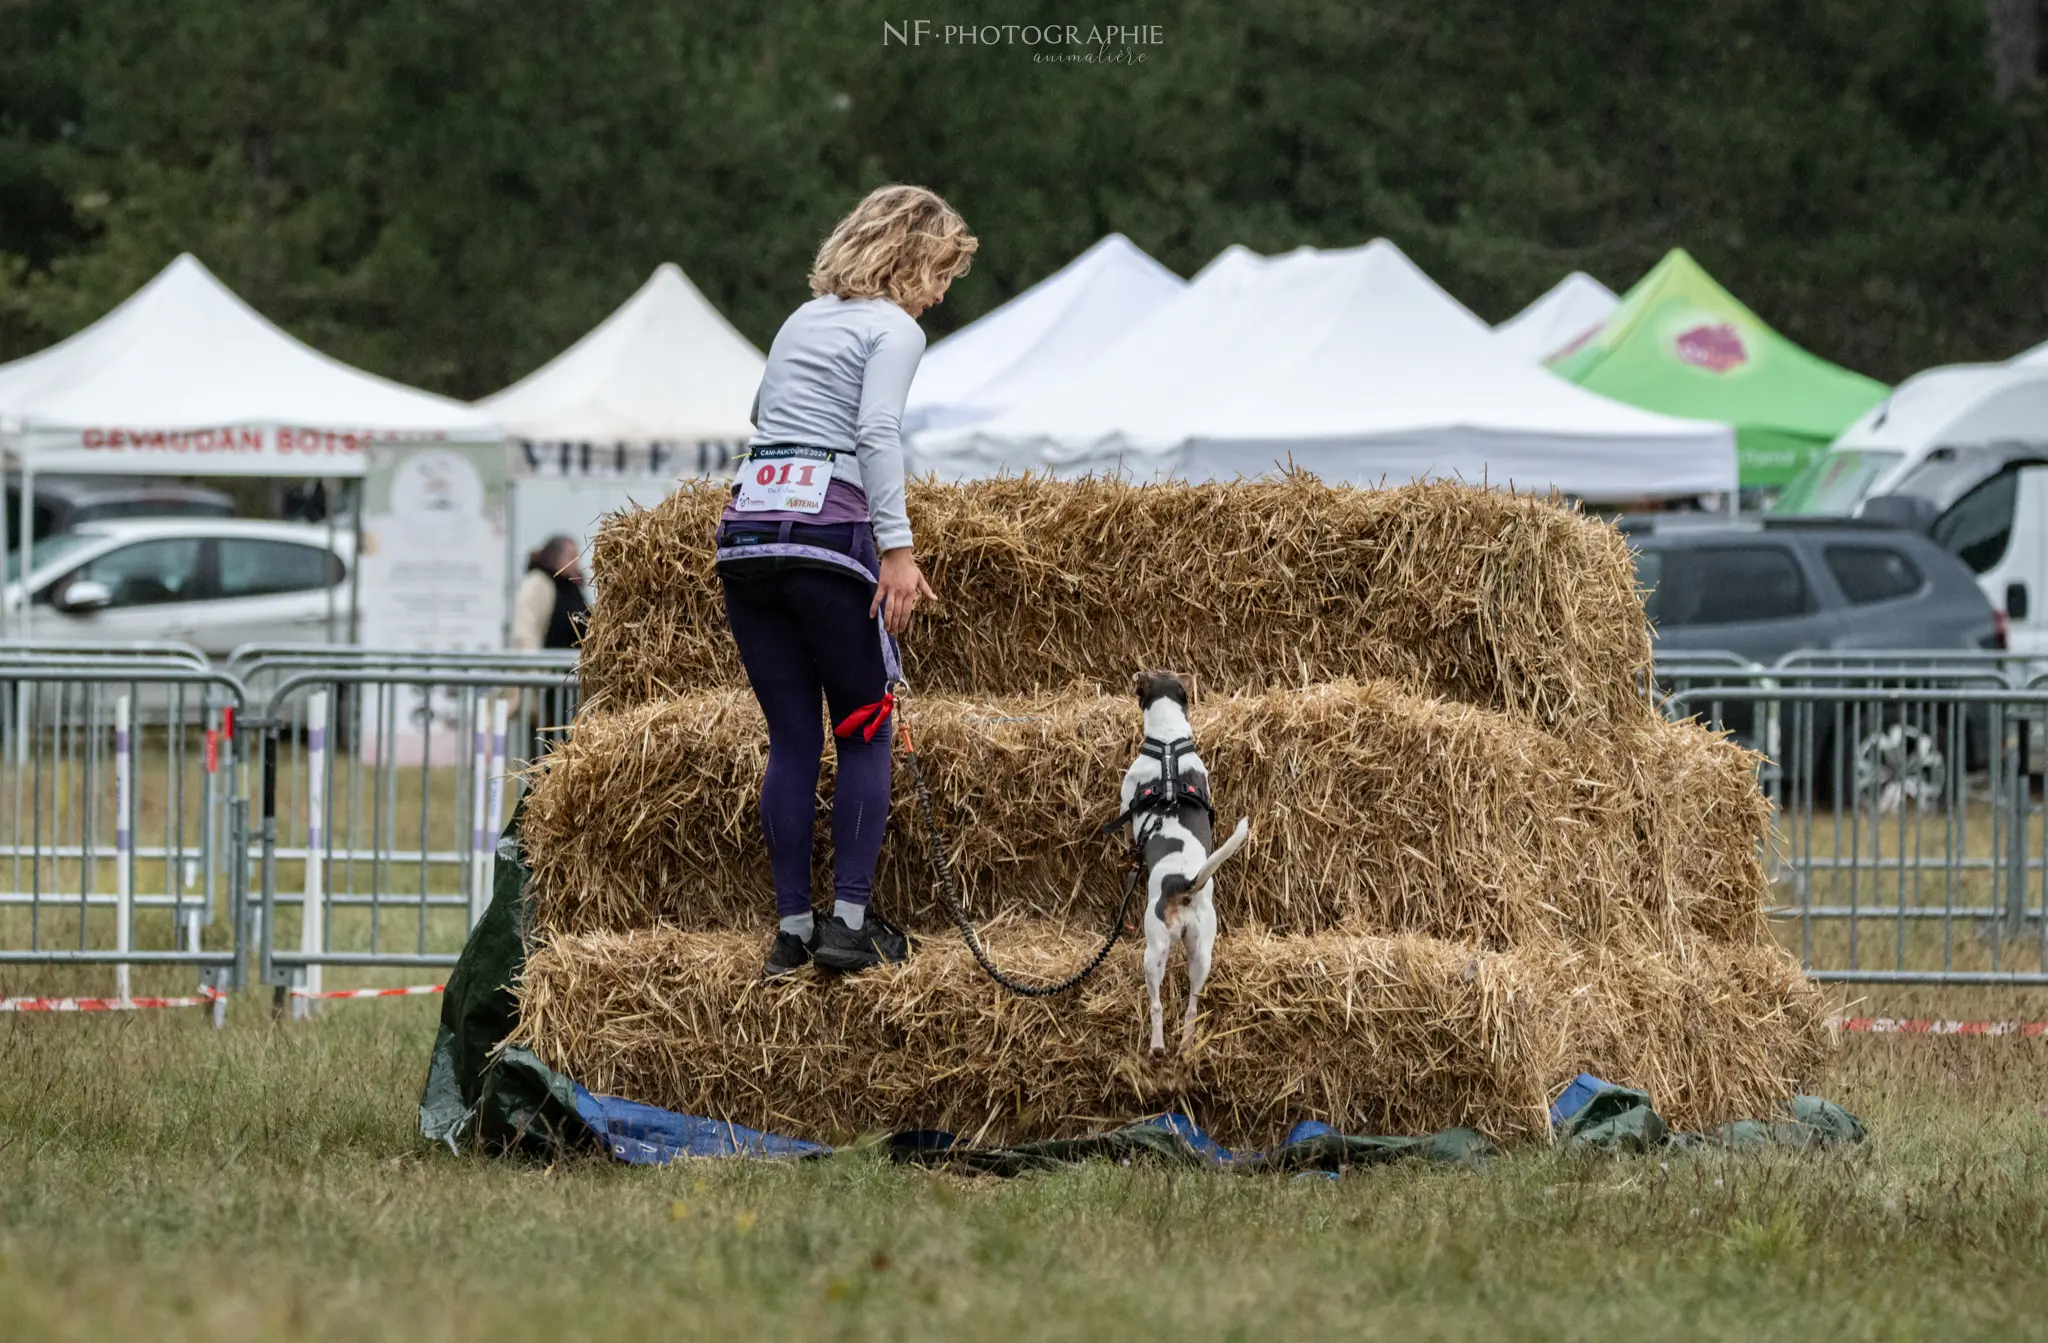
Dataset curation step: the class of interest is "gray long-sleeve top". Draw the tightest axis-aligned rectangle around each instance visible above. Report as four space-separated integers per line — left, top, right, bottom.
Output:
742 294 924 551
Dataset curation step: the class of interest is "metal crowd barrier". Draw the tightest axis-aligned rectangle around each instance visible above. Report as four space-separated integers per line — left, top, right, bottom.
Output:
1666 682 2048 985
10 643 2048 1005
0 656 249 1005
251 661 578 999
231 644 578 907
0 643 579 1010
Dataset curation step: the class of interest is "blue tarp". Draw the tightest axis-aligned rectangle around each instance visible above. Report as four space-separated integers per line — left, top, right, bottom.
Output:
570 1093 1462 1169
573 1085 829 1164
559 1090 1496 1172
564 1076 1860 1170
1550 1072 1615 1127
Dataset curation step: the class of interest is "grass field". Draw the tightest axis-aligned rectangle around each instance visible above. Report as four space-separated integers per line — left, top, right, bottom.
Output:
5 738 2048 1339
4 987 2048 1341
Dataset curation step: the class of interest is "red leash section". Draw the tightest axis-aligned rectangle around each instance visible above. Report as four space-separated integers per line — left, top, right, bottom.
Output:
834 693 896 743
1832 1015 2048 1038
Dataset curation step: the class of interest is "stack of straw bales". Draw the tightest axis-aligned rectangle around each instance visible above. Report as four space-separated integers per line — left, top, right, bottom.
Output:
511 477 1832 1148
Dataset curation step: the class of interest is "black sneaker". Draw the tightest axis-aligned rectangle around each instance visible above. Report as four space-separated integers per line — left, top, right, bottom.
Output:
763 927 816 978
812 912 909 973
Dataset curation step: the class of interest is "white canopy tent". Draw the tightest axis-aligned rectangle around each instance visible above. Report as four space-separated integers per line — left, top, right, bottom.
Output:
476 262 766 578
0 253 496 473
1493 271 1619 364
479 261 764 468
903 234 1184 439
913 239 1737 499
0 253 504 639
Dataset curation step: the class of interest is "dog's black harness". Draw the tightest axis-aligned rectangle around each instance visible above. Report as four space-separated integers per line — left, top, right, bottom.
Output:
1098 736 1214 838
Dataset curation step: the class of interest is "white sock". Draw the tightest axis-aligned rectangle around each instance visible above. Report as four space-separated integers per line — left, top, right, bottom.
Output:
780 912 814 940
834 900 866 930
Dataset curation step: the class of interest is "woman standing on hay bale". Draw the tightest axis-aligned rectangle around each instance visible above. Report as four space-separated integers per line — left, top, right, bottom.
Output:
714 184 977 978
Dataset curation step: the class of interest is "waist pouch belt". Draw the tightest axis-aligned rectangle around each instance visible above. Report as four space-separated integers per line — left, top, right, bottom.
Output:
714 518 902 684
715 518 879 586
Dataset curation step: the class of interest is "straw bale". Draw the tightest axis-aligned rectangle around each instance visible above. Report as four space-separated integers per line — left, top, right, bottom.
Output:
576 475 1654 733
1614 715 1774 945
510 924 1835 1149
512 923 1559 1148
522 679 1693 947
1542 938 1835 1131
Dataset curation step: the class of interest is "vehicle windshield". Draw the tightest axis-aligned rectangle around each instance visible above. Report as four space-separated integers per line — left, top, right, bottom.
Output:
1886 451 2048 514
1769 450 1904 515
5 533 101 583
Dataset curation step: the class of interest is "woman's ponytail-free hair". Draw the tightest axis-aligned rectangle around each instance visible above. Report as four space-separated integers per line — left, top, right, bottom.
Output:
808 184 978 310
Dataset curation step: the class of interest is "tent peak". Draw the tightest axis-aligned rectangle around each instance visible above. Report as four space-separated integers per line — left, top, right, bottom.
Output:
1557 270 1619 297
905 234 1187 436
1194 244 1262 281
1496 271 1622 364
476 259 763 441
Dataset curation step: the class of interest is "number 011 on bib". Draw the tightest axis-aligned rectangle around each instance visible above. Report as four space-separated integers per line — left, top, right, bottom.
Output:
732 447 834 515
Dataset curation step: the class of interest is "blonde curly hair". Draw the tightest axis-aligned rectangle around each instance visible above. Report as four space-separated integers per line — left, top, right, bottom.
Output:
809 184 978 309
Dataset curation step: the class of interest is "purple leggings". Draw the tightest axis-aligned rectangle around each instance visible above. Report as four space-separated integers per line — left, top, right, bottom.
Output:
720 563 892 918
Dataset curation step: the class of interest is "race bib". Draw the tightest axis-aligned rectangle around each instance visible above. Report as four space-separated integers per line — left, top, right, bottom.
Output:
732 447 834 514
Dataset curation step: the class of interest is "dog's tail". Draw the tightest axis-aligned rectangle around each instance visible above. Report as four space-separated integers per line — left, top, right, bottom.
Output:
1189 817 1251 892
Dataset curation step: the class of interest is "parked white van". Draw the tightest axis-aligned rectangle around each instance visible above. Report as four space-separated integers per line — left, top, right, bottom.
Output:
1870 444 2048 659
1772 361 2048 516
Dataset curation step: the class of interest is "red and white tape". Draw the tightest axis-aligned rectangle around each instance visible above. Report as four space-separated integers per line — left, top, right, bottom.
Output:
288 984 443 1001
0 985 225 1013
3 983 444 1011
1832 1015 2048 1038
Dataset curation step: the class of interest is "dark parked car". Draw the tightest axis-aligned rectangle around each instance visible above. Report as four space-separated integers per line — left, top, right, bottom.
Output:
1623 516 2002 793
4 475 236 545
1624 516 2001 663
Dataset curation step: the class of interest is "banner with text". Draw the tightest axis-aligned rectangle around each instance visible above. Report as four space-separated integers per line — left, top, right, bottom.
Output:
358 442 511 764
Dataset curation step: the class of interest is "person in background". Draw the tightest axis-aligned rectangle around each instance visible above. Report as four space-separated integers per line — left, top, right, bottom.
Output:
512 534 588 749
714 183 975 978
512 534 589 651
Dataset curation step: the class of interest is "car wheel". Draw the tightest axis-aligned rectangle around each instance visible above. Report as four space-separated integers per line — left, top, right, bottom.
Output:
1853 722 1947 814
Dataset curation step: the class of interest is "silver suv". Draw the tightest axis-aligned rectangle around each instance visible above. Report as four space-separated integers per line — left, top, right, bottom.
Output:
4 518 354 653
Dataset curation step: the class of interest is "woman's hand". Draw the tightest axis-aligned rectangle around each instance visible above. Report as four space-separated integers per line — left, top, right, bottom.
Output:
871 547 937 636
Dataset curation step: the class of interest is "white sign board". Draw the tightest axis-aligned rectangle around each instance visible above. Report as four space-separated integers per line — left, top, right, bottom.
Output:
358 443 510 764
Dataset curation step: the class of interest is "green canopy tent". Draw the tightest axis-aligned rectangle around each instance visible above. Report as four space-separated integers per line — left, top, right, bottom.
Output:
1549 249 1888 489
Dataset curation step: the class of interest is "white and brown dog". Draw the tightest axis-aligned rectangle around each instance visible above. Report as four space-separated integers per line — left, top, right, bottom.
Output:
1114 671 1251 1060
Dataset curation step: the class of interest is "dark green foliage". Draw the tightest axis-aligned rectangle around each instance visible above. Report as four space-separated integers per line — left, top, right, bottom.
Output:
1 0 2043 392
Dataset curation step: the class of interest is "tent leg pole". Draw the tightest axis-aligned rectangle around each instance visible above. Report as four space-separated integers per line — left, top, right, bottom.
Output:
347 480 364 646
325 477 339 644
18 459 33 642
0 447 11 642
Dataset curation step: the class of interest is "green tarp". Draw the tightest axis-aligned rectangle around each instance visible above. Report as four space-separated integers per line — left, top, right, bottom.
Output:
1555 1081 1865 1154
1550 249 1888 488
420 798 589 1157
